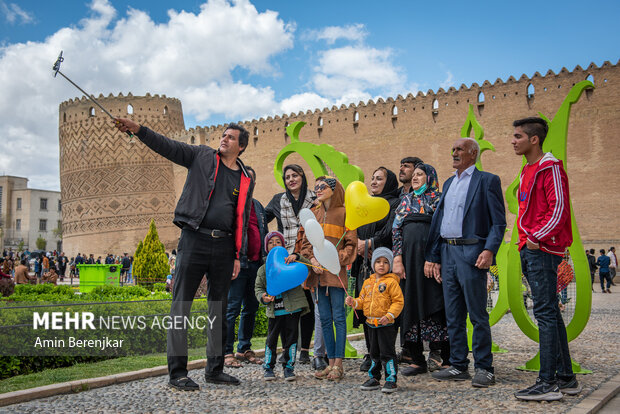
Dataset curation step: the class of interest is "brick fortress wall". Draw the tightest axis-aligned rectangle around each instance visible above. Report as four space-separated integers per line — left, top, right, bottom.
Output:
59 93 185 257
58 61 619 256
171 61 619 245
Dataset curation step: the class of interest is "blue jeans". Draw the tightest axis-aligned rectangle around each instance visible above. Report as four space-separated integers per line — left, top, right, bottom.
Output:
599 271 611 291
441 243 493 372
520 248 574 383
316 286 346 359
225 260 261 355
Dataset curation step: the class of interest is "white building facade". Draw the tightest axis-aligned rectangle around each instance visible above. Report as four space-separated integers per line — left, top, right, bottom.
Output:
0 176 62 253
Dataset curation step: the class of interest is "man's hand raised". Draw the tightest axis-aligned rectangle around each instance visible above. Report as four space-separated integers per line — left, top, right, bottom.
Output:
114 118 140 135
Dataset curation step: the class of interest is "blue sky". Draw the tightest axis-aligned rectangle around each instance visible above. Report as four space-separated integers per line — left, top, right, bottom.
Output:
0 0 618 189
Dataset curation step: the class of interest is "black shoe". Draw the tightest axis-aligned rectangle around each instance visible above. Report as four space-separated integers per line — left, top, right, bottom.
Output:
401 364 428 377
284 367 296 381
360 378 381 391
313 356 327 371
168 376 199 391
264 369 276 381
298 350 311 364
472 368 496 388
382 381 398 393
431 366 471 381
360 354 372 372
515 378 563 401
204 372 240 386
558 376 582 395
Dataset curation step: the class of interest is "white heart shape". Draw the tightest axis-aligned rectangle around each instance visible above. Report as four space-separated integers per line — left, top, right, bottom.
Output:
298 208 315 228
313 240 341 275
304 219 325 249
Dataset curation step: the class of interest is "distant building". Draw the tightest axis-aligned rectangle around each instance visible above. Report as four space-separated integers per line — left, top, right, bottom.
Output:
0 176 62 253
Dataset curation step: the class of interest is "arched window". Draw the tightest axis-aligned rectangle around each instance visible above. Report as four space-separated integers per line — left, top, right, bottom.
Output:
318 116 324 127
586 74 594 84
527 83 535 98
432 99 439 110
253 127 258 136
353 111 359 122
89 107 95 117
163 106 168 115
127 104 134 114
478 92 485 103
63 113 67 123
392 105 398 116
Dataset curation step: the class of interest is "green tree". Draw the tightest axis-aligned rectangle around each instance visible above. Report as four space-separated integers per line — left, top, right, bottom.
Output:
132 220 169 287
35 237 47 250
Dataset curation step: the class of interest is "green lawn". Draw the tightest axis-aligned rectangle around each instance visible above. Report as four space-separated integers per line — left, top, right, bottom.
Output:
0 327 363 394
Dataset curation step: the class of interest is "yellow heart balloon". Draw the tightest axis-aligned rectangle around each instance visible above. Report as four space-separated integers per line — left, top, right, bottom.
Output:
344 181 390 230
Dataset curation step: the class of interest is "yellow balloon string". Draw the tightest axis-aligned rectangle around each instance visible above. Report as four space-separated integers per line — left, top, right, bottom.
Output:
294 258 359 319
294 259 329 273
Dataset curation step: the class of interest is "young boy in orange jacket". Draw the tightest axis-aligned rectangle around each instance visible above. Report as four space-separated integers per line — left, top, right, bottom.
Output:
345 247 404 393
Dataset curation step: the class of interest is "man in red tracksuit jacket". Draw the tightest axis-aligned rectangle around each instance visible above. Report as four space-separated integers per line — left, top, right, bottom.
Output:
511 117 581 402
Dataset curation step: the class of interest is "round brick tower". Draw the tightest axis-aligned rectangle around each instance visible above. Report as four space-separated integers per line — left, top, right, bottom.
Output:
58 93 185 257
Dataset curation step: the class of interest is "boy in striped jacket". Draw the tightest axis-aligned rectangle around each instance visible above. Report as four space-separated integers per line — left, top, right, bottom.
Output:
511 117 581 402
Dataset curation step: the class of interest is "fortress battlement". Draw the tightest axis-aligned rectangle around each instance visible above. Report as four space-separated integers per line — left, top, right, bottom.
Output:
56 59 620 254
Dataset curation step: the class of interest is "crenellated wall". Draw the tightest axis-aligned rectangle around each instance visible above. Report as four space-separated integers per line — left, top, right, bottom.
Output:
173 60 619 245
58 60 620 255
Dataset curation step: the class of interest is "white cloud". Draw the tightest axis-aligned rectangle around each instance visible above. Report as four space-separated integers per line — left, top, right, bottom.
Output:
280 92 331 115
305 23 367 45
0 0 294 189
0 1 34 24
0 4 411 190
440 71 454 90
312 46 405 99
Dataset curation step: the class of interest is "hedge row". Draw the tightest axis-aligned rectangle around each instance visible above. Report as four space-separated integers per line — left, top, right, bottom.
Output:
0 284 269 380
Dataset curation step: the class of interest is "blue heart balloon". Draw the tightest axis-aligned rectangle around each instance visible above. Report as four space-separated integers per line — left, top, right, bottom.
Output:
265 246 308 296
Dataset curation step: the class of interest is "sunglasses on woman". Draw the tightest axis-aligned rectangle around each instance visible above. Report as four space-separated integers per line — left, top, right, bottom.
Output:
314 183 328 191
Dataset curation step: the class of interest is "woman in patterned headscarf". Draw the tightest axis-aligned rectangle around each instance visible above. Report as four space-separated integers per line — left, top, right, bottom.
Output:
392 163 450 377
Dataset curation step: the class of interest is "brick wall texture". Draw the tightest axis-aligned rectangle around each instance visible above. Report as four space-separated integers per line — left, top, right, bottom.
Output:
59 61 620 257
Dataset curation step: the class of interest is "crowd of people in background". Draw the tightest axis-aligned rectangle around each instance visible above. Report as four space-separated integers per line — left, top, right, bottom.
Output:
0 249 136 285
587 247 617 293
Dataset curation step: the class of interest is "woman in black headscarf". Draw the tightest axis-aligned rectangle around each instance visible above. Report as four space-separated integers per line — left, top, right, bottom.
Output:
392 163 449 376
351 166 400 370
265 164 318 365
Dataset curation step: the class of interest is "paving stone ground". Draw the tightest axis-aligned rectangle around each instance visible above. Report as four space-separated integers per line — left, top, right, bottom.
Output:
2 290 619 413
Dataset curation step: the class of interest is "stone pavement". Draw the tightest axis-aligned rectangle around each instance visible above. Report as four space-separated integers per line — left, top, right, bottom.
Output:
1 291 619 413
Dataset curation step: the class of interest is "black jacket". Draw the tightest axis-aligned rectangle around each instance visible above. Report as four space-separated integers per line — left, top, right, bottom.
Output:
136 126 255 260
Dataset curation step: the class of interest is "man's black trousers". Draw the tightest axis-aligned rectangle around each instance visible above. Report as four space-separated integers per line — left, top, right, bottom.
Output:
167 229 235 379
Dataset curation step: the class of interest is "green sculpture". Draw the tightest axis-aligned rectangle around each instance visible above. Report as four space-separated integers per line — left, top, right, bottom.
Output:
274 121 365 189
274 121 364 358
505 81 594 373
460 104 496 171
461 104 509 353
